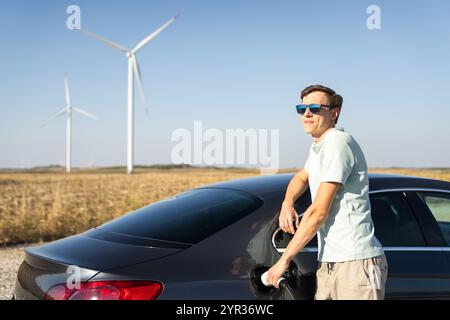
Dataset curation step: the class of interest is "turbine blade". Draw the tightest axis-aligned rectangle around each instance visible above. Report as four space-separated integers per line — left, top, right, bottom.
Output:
64 74 71 106
41 108 67 128
73 108 99 119
132 14 179 53
131 56 149 115
79 28 129 53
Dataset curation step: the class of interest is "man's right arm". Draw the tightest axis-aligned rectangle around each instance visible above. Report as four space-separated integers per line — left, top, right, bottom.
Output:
279 168 309 234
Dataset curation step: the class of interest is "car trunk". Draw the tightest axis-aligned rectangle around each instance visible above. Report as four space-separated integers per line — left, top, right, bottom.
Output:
14 229 187 299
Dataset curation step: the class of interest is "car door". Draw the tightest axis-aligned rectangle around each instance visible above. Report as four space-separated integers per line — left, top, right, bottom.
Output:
370 191 450 299
271 189 450 299
411 191 450 295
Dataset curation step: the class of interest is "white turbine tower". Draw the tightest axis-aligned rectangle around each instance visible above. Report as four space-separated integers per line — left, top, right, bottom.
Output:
80 15 179 174
41 74 98 173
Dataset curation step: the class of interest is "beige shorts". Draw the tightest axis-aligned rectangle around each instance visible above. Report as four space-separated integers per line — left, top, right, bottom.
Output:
315 254 388 300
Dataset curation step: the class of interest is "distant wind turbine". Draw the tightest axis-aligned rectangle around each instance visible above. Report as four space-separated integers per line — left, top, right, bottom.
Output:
80 14 179 174
41 74 98 173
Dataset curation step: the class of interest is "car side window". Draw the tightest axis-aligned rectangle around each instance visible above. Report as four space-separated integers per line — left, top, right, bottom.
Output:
417 192 450 246
370 192 426 246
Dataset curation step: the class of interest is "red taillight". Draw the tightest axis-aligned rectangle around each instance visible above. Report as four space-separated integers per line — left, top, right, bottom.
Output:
44 281 163 300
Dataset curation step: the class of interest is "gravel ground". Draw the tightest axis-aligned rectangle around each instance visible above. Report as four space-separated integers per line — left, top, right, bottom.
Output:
0 243 44 300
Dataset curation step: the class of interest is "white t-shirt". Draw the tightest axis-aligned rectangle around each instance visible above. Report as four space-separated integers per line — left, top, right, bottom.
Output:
304 127 384 262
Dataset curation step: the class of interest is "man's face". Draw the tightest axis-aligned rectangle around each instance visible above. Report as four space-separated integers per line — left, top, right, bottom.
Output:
300 91 339 136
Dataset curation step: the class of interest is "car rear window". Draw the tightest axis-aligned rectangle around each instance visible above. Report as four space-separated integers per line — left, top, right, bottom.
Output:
98 188 263 244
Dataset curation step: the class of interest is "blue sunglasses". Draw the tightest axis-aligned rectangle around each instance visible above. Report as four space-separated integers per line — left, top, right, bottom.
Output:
296 103 334 115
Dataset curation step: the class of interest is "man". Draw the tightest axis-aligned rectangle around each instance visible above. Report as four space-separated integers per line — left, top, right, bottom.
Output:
265 84 388 300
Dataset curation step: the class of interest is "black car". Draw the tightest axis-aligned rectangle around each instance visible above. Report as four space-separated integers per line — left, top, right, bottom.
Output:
13 173 450 300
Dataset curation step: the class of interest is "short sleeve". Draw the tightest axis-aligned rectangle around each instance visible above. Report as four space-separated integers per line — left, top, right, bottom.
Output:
320 136 355 185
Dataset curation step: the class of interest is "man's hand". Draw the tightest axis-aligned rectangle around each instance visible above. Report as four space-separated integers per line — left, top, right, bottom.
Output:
279 201 299 235
266 259 290 289
279 169 308 234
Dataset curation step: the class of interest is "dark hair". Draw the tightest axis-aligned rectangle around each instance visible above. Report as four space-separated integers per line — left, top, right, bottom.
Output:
300 84 343 124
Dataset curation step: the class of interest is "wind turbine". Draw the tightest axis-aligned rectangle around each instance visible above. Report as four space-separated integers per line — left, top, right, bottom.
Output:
80 15 179 174
41 74 98 173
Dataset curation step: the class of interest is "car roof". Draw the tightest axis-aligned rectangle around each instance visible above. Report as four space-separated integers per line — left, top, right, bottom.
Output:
199 172 450 196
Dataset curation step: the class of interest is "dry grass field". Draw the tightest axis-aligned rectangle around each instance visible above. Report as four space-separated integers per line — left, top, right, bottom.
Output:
0 168 258 246
0 167 448 246
368 168 450 182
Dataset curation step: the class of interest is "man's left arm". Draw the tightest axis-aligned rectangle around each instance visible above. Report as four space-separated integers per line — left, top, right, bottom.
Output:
266 136 356 287
266 181 341 287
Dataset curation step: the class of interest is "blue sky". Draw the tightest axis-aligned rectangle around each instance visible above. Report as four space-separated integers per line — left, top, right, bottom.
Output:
0 0 449 169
